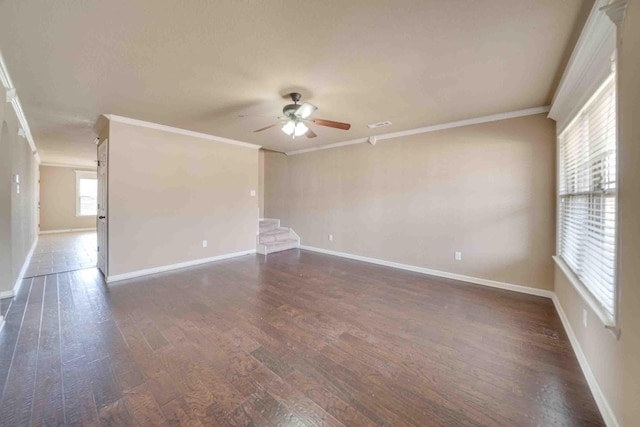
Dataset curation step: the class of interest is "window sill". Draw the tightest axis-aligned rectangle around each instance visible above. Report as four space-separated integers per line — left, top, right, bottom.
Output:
553 256 620 337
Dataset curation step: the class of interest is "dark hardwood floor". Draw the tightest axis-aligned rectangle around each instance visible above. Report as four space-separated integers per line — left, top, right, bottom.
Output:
0 249 603 426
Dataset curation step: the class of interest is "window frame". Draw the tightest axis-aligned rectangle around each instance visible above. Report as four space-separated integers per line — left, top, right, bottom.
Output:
555 72 620 329
75 170 98 217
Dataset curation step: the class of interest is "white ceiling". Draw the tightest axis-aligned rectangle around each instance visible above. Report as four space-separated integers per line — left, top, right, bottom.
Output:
0 0 592 165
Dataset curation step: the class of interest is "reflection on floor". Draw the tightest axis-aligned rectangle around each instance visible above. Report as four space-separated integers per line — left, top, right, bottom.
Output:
25 231 97 278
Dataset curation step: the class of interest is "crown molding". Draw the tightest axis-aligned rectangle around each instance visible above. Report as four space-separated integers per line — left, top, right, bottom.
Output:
5 87 16 102
0 52 13 89
40 162 97 169
105 114 261 150
549 0 616 134
286 106 550 156
1 51 40 164
601 0 628 26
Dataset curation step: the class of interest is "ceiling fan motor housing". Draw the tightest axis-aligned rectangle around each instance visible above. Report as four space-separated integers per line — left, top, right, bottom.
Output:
283 93 303 119
283 104 300 119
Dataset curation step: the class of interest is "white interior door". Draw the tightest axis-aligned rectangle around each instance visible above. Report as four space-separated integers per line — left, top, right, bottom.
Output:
97 139 108 276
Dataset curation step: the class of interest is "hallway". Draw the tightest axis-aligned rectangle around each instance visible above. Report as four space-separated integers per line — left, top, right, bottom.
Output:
24 231 97 278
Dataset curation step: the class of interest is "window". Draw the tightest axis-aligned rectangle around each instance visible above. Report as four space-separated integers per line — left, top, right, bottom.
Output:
75 170 97 216
558 74 617 323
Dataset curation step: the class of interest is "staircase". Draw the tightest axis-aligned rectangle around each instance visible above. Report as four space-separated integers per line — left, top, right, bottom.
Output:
257 219 300 255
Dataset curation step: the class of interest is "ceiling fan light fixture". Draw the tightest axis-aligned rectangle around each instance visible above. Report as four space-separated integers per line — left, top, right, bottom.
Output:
294 121 308 136
281 120 308 137
253 92 350 138
281 120 295 135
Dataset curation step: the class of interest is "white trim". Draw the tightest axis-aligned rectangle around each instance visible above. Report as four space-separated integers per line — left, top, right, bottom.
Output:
0 53 14 90
299 245 554 299
554 74 620 329
290 228 300 243
0 237 38 299
553 256 617 329
106 114 261 150
286 137 377 156
286 106 550 156
40 162 97 170
39 228 96 235
13 236 37 297
0 51 40 164
5 87 16 102
601 0 628 26
551 294 619 427
75 170 98 217
0 316 5 334
549 0 616 133
106 249 256 283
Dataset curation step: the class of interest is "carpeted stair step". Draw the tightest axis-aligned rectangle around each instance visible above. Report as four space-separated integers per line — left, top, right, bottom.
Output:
259 219 280 233
259 228 293 243
260 239 299 254
257 218 298 255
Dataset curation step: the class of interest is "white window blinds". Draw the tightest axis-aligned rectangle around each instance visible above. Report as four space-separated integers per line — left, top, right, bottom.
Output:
75 170 98 216
558 75 617 320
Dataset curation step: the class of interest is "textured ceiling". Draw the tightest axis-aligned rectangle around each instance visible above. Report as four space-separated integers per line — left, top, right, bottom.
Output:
0 0 592 165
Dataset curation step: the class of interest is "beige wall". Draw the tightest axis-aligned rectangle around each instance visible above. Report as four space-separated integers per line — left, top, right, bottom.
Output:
39 166 97 231
265 113 556 290
263 150 290 221
554 2 640 425
107 121 259 277
0 120 11 298
0 85 38 297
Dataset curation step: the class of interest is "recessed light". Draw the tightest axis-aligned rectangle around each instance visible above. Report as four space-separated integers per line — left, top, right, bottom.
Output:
367 120 392 129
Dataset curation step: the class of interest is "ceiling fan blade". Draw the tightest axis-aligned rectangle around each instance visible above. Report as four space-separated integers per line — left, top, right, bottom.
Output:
306 128 317 138
311 118 351 131
253 123 279 133
295 102 317 119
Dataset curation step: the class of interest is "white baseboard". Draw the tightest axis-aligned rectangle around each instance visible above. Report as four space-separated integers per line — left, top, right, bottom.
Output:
0 290 14 300
299 245 554 299
0 236 38 300
551 295 619 427
106 249 256 283
39 228 96 235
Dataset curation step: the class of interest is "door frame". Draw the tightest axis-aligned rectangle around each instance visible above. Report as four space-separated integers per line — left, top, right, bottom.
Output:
97 138 108 277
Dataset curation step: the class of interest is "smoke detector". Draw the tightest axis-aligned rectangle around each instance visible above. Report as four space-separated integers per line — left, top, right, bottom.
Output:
367 120 392 129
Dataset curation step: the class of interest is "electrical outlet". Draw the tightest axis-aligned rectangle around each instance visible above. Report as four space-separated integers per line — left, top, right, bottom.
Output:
250 190 256 197
202 240 208 248
582 309 588 328
328 234 333 241
454 251 462 261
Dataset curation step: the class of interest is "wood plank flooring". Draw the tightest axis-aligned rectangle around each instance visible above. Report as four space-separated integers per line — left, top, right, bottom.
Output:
0 249 604 426
24 231 97 278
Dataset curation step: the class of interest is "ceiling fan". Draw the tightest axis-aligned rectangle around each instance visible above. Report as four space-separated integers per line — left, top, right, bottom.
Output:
252 93 351 139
